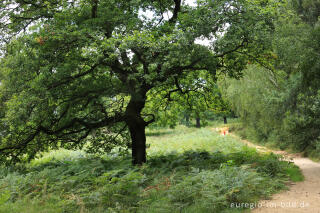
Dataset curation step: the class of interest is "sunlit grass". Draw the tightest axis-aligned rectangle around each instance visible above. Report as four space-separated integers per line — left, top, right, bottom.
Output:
29 149 87 168
285 166 304 182
147 125 247 156
0 122 304 213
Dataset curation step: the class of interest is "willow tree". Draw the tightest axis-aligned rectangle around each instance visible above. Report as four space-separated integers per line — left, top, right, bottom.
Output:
0 0 275 165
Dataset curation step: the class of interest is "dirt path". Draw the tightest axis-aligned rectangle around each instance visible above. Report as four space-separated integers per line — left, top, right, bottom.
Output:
230 134 320 213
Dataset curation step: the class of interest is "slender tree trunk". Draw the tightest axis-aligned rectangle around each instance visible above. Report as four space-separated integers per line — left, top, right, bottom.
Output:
224 116 227 124
196 117 201 128
125 93 147 165
185 114 190 126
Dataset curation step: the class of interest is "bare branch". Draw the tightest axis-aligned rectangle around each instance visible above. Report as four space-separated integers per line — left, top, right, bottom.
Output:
169 0 181 24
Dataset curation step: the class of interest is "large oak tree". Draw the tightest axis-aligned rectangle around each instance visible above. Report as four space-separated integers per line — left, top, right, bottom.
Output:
0 0 275 165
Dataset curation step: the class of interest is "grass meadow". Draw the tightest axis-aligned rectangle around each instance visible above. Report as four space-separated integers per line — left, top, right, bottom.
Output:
0 124 303 213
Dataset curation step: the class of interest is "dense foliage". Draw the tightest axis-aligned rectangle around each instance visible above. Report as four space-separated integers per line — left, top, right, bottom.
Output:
0 1 312 212
222 0 320 158
0 0 277 164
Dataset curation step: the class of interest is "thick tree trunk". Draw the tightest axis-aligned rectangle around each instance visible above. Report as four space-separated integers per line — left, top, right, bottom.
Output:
125 92 147 165
127 117 146 165
196 117 201 128
224 116 227 124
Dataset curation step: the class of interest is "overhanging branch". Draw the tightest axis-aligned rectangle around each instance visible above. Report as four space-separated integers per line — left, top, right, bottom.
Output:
169 0 181 24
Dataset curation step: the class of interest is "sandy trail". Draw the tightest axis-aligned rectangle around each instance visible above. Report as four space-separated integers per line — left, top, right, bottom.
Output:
230 134 320 213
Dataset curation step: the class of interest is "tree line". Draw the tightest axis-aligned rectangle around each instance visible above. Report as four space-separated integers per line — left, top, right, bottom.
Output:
221 0 320 158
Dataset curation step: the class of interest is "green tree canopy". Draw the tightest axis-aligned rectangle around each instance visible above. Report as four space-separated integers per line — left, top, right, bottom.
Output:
0 0 277 165
221 0 320 155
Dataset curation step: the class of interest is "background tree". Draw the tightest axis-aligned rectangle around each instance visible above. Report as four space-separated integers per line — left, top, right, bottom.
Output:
222 0 320 156
0 0 276 165
145 72 229 128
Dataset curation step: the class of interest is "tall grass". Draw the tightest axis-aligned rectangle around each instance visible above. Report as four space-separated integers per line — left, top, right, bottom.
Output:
0 125 302 212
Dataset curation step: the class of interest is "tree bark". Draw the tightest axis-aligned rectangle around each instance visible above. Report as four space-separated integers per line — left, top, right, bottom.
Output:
125 92 147 165
91 0 98 18
185 114 190 126
127 117 146 165
196 117 201 128
224 116 227 124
